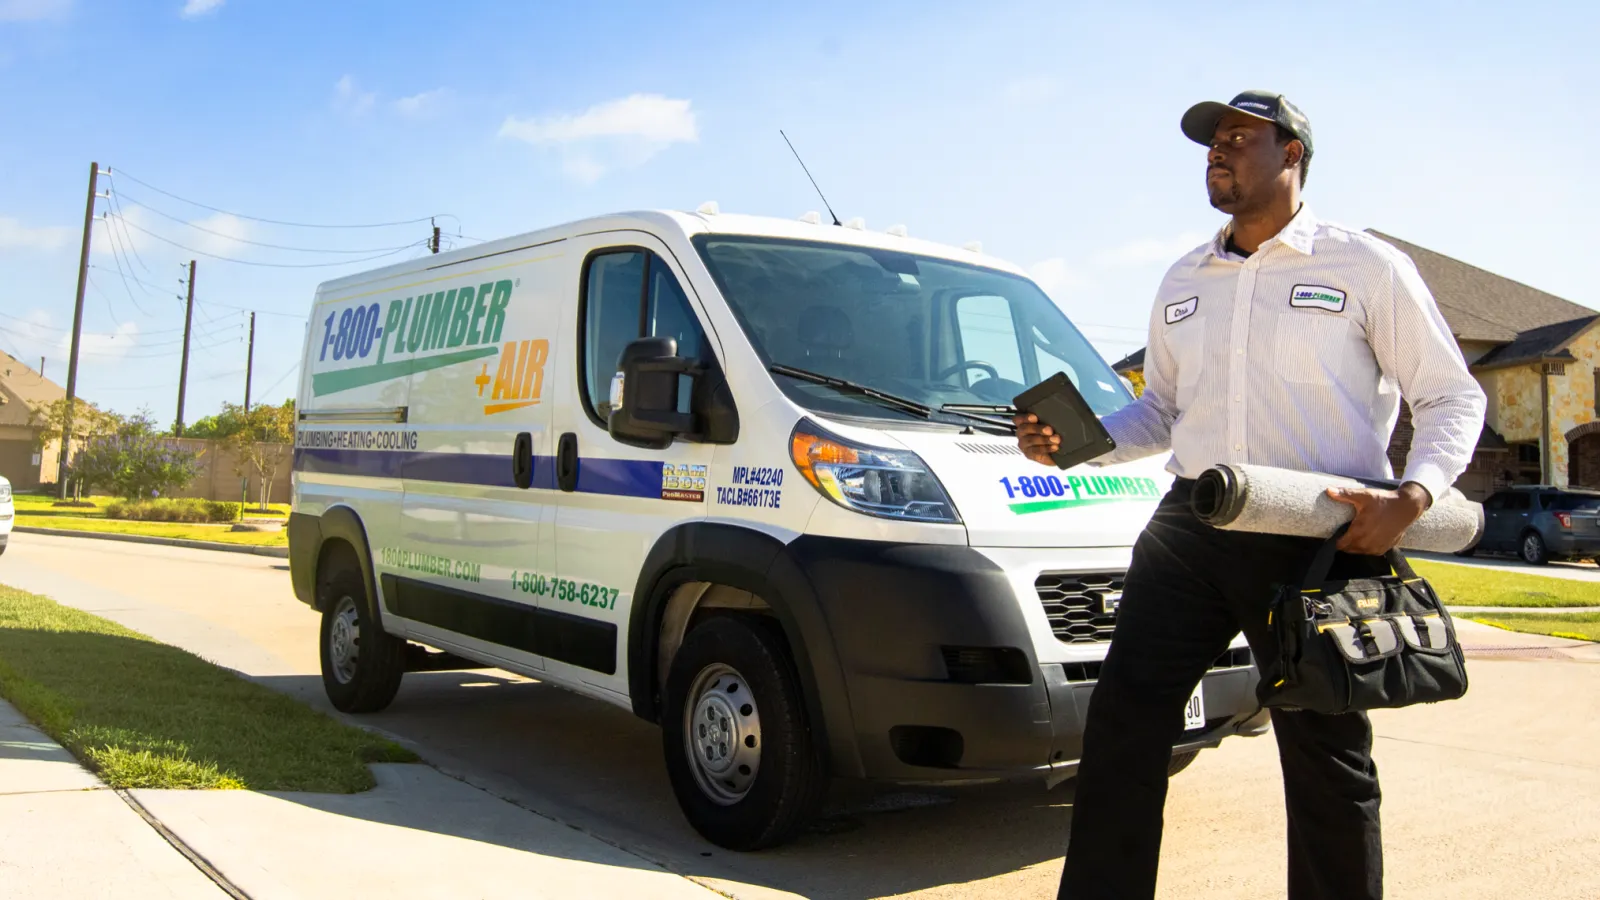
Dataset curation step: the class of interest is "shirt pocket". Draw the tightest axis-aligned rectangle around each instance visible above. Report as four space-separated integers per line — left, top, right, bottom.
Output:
1273 312 1350 384
1164 325 1206 407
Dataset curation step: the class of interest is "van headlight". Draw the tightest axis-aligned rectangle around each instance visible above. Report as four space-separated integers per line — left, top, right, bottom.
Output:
789 421 961 524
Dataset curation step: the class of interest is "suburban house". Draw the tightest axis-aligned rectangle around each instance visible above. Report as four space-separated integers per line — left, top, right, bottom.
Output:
1108 231 1600 500
0 349 66 490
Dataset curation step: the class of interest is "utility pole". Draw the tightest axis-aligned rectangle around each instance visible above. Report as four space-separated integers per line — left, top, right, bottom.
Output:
175 260 196 436
59 161 107 498
244 311 256 411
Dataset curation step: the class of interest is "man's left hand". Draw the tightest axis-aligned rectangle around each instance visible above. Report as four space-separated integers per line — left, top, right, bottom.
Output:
1325 484 1432 555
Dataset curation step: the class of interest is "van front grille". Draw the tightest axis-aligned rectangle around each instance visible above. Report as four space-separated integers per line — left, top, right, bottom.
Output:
1035 571 1123 644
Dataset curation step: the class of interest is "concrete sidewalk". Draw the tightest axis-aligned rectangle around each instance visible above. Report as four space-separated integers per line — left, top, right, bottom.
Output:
1451 616 1600 661
0 699 227 899
0 698 722 899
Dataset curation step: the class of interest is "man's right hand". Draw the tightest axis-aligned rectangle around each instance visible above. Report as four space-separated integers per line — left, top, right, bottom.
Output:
1014 413 1061 466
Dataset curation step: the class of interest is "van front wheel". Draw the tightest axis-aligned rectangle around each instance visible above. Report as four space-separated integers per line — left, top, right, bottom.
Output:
318 561 405 713
662 615 824 851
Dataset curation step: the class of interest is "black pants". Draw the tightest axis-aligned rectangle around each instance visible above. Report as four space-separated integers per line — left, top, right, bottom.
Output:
1058 481 1386 900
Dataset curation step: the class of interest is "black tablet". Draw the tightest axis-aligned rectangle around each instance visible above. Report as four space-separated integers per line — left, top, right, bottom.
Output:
1013 372 1117 470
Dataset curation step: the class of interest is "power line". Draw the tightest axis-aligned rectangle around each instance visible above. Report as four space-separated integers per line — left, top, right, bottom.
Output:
200 300 306 320
87 265 185 301
113 190 433 255
98 216 156 315
86 275 123 328
102 174 156 276
255 360 299 399
112 216 431 268
108 167 458 231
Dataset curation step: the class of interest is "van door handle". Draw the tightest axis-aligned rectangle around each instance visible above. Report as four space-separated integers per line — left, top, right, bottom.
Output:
511 432 533 489
556 432 579 493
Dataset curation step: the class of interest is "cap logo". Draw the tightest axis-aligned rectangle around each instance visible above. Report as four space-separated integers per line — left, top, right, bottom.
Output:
1235 101 1273 111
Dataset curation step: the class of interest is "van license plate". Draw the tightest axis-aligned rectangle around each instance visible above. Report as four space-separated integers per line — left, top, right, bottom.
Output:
1183 685 1206 731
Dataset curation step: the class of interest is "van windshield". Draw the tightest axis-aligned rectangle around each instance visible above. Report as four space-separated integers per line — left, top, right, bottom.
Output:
693 235 1132 424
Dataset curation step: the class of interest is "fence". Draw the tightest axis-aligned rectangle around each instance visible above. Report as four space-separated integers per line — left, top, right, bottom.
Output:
160 438 293 506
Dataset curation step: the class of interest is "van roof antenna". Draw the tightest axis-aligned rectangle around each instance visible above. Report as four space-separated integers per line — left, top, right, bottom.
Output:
780 130 841 227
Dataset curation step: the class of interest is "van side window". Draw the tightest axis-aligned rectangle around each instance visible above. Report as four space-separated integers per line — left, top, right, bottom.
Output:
581 249 711 423
954 295 1026 387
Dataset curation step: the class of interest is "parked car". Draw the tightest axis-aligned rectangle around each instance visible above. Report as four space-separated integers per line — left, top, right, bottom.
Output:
0 475 11 556
1467 485 1600 564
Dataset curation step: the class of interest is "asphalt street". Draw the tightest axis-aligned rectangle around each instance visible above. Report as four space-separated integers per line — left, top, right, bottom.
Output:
2 532 1597 900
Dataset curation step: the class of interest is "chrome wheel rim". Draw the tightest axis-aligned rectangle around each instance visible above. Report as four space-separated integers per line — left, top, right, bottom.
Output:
1524 535 1541 560
683 663 761 806
328 596 361 684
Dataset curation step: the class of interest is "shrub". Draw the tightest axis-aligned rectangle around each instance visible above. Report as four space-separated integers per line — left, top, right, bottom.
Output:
206 501 241 523
71 411 200 501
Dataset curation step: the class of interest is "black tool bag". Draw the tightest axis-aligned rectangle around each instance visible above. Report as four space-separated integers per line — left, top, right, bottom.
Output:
1257 533 1469 715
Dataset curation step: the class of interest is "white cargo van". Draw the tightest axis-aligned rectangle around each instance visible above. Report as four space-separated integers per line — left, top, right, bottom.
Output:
288 209 1265 849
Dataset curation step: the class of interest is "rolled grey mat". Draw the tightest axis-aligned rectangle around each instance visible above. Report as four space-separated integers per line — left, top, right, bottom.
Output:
1191 463 1484 553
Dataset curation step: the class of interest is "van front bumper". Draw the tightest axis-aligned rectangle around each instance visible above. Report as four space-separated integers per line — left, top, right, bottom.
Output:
845 660 1266 785
784 536 1267 785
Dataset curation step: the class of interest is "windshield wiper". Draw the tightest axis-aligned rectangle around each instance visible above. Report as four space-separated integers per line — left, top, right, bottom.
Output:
768 365 1015 431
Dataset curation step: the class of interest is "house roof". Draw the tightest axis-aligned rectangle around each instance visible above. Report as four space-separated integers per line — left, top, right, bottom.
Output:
1472 317 1598 370
1110 348 1144 373
0 349 68 429
1366 230 1598 343
1107 232 1598 373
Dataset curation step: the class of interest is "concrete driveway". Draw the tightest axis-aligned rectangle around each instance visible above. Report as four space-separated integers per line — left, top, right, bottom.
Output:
2 532 1598 900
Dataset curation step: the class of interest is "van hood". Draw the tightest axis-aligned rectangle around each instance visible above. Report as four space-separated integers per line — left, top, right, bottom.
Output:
889 430 1174 548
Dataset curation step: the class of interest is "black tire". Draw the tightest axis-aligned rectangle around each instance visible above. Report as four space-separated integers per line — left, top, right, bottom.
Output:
1519 531 1549 566
662 615 825 851
1168 749 1200 777
1453 546 1477 558
318 553 406 713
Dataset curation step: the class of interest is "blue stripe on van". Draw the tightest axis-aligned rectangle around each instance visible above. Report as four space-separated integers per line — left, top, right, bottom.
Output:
294 447 664 499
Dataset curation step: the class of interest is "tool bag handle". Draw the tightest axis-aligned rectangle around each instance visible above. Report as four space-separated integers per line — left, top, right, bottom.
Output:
1299 524 1418 589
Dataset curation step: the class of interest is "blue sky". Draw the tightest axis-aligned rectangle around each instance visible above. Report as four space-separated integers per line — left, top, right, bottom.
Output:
2 0 1596 421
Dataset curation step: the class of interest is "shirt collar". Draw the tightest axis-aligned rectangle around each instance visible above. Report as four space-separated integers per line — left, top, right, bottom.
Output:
1198 204 1320 267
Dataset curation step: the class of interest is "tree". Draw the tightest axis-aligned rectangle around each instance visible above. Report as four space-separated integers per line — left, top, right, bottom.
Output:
185 406 251 440
220 400 295 512
71 411 201 500
1124 369 1146 398
27 396 120 451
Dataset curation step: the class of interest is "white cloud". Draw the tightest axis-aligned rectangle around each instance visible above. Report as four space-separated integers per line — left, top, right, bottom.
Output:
70 321 140 362
1028 257 1089 300
179 0 222 18
393 87 449 119
1094 232 1210 268
500 93 698 182
0 0 71 22
0 216 72 252
1002 76 1061 107
333 75 376 116
187 212 251 257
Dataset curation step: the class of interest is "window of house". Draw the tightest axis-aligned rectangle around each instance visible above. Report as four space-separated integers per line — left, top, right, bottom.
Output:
581 250 712 423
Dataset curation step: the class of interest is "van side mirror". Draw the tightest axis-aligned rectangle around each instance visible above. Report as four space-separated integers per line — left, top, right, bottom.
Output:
608 336 697 449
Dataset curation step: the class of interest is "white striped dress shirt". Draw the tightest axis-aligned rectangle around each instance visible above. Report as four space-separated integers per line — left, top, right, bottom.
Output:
1098 206 1487 503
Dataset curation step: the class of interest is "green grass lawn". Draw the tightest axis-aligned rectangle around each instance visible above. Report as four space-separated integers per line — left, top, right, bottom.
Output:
14 493 289 518
1412 559 1600 607
1466 611 1600 642
0 583 415 790
16 514 287 547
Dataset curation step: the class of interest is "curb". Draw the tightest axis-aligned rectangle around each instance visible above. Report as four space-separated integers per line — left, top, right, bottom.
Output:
14 525 289 558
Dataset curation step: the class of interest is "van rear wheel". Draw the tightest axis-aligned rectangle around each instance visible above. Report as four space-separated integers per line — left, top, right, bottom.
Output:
318 557 406 713
662 615 824 851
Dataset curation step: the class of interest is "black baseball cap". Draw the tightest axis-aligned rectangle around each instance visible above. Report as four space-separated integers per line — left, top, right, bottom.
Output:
1181 90 1313 158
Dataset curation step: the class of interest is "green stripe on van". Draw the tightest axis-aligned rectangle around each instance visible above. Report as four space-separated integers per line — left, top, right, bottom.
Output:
312 346 498 396
1009 496 1129 515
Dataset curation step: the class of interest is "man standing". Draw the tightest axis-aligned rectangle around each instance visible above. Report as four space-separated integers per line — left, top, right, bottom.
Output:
1016 91 1486 899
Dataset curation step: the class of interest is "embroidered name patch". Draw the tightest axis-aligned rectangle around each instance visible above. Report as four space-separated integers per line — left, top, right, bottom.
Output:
1290 284 1346 313
1165 296 1199 324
